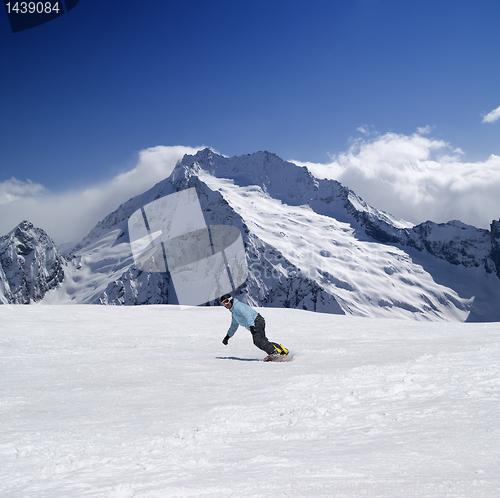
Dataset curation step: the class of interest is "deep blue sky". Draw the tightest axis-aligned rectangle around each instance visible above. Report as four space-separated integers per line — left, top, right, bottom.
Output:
1 0 499 192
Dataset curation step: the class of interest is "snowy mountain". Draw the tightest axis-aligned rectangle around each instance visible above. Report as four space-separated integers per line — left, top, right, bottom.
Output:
0 221 66 304
1 149 500 321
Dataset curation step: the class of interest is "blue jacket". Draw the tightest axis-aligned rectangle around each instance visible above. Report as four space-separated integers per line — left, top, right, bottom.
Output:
226 298 258 337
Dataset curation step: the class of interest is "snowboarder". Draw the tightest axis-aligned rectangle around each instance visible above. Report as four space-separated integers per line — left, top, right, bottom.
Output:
220 294 289 361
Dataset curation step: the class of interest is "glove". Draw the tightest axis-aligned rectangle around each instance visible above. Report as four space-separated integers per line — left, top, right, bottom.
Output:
222 335 230 345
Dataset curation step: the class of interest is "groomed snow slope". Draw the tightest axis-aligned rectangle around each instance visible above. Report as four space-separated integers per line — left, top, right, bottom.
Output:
1 305 499 498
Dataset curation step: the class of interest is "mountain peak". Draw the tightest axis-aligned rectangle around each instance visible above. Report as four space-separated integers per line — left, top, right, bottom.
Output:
7 219 34 238
178 148 321 199
0 220 66 303
15 219 34 231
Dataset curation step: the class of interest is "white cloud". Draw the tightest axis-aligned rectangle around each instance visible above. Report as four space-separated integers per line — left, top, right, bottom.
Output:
356 125 370 135
0 178 46 205
293 129 500 229
416 125 431 135
482 105 500 124
0 146 203 245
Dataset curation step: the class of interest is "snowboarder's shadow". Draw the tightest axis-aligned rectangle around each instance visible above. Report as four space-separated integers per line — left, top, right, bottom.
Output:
216 356 262 362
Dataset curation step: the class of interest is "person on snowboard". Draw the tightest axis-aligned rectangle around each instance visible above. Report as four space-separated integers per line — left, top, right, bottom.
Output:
220 294 288 361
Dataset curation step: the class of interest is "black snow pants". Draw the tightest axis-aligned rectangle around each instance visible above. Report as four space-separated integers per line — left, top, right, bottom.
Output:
249 314 278 355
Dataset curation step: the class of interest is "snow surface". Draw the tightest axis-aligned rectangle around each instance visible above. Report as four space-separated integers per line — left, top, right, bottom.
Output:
1 305 499 497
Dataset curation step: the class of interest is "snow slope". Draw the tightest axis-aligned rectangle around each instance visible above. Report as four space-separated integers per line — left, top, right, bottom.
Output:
1 305 499 497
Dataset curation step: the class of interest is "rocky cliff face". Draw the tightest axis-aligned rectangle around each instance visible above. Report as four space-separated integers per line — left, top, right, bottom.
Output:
491 219 500 277
358 216 498 277
0 221 66 304
407 220 494 270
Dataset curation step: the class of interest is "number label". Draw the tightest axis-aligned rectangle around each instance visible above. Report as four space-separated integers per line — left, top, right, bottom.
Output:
5 2 61 14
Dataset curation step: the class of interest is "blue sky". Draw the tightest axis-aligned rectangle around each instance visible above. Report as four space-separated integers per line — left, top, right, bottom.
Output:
1 0 499 241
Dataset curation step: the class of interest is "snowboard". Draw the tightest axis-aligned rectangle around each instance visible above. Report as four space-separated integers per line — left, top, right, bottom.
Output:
263 353 294 362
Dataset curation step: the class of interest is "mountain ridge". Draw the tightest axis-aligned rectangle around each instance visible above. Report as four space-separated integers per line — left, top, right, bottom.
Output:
1 148 499 321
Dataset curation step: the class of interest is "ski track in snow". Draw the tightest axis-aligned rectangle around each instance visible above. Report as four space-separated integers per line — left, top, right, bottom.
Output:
1 305 499 497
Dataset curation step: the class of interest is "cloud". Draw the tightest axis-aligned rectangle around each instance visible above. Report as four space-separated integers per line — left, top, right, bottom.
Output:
0 178 46 205
356 125 370 135
0 146 204 245
293 129 500 229
482 105 500 124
